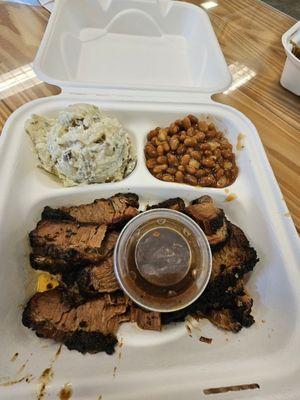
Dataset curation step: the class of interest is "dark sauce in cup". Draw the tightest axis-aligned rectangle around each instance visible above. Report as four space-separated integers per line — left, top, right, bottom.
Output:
135 226 191 287
114 209 212 312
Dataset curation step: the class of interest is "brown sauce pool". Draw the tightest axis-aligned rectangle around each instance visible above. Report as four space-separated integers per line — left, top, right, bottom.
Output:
135 227 191 287
59 384 73 399
123 217 203 308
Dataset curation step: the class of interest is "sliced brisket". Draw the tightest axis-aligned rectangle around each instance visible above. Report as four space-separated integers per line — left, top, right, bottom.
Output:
30 254 70 274
77 256 120 295
42 193 139 227
64 331 117 354
22 287 130 354
185 195 228 247
130 305 161 331
199 289 254 332
147 198 185 213
162 219 258 332
30 224 118 274
25 193 259 347
211 222 258 281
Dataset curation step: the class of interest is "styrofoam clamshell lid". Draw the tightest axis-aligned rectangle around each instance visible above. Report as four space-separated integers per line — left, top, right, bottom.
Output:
34 0 232 97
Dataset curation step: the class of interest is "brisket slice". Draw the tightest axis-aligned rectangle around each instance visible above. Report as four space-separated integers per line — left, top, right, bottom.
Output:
185 195 228 247
23 287 161 354
30 220 107 261
210 222 258 281
147 198 185 213
30 254 69 274
199 289 254 332
42 193 139 227
64 331 117 354
73 259 162 330
130 305 161 331
22 287 130 354
30 225 118 274
162 280 254 332
190 222 258 331
59 231 119 292
162 222 258 332
194 279 255 332
77 256 120 295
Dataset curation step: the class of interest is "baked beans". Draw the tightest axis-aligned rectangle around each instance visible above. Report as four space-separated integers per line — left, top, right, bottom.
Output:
144 115 238 188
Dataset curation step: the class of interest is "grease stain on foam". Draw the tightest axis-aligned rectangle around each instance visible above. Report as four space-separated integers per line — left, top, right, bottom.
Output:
97 396 102 400
37 344 63 400
113 340 124 379
185 324 192 338
16 360 29 375
0 376 11 381
224 188 229 194
38 367 54 400
0 357 33 387
236 133 246 150
58 383 73 399
225 193 237 202
54 344 63 360
284 212 290 217
10 352 19 362
203 383 259 395
26 375 35 383
0 375 32 387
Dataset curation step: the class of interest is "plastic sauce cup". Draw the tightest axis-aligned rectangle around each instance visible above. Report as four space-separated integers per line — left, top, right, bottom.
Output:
114 209 212 313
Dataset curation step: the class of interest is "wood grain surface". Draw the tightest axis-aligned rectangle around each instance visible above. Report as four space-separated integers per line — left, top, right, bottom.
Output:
0 0 299 230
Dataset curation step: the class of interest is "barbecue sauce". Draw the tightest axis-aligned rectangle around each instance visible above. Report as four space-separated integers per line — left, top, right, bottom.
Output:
123 217 203 308
135 227 191 287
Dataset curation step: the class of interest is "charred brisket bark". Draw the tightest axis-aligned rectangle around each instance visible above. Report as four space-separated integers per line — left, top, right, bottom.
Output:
147 198 185 212
185 195 228 247
77 256 120 295
22 287 130 354
42 193 139 227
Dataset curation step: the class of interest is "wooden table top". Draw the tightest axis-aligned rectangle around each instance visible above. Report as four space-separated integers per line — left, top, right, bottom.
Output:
0 0 299 230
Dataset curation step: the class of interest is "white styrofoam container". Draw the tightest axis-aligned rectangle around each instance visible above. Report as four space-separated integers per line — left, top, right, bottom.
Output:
281 20 300 96
0 1 299 399
33 0 232 98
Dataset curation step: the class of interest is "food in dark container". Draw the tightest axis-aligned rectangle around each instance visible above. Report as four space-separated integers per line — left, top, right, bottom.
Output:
144 115 238 188
290 40 300 60
22 194 258 354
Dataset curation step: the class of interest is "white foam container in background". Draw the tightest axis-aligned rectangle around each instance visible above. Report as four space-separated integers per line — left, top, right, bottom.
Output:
0 0 300 399
281 20 300 96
